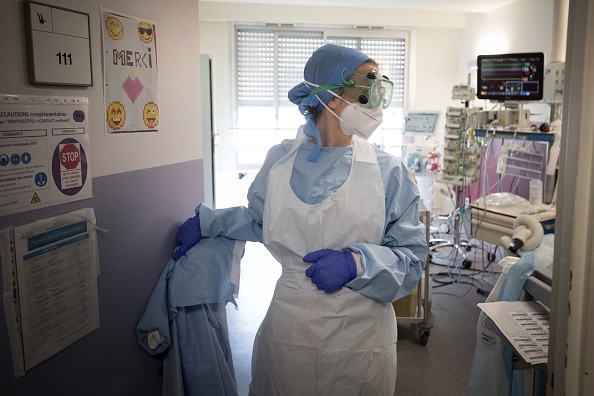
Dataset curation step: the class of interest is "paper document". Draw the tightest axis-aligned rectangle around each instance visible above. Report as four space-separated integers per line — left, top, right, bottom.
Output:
478 300 549 365
1 208 101 374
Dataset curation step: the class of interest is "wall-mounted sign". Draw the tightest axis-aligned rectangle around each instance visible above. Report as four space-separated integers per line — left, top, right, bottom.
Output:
0 94 93 215
101 10 159 133
24 1 93 86
1 208 101 377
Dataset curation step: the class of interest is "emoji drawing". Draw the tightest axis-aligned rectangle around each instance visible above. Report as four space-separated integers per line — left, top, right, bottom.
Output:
138 22 154 44
143 102 159 128
106 102 126 130
105 15 124 40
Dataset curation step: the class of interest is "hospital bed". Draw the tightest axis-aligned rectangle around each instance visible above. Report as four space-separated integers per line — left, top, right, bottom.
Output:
470 200 555 247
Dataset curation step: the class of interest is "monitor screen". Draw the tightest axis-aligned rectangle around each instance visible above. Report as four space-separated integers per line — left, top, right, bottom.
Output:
404 111 440 134
477 52 545 101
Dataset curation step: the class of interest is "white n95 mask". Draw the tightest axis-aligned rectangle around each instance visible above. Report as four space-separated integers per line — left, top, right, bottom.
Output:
305 79 384 140
338 102 383 140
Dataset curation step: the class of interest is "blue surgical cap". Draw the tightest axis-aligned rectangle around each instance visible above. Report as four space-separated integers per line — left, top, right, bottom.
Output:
288 44 370 161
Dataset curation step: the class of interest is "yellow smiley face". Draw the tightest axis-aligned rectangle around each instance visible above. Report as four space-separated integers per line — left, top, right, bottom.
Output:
106 15 124 40
143 102 159 128
138 22 154 44
106 102 126 130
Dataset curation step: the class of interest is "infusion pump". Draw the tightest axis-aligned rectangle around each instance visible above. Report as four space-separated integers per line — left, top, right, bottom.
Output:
451 84 476 102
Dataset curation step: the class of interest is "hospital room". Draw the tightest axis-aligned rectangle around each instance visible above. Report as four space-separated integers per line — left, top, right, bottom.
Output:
0 0 592 395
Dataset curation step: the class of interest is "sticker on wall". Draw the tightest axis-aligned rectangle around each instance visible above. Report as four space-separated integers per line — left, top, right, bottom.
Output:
0 95 92 216
52 138 89 196
101 9 159 134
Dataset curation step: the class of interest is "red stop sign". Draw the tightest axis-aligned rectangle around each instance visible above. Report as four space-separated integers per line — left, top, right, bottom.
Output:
60 144 80 170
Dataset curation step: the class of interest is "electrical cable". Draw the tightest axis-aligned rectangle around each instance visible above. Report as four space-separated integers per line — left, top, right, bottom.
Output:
429 242 503 282
429 214 504 293
430 262 501 298
431 280 478 298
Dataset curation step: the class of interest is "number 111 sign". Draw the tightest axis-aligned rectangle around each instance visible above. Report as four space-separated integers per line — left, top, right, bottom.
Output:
24 1 93 86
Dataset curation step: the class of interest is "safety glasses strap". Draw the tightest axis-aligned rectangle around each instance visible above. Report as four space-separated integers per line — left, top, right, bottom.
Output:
306 68 354 97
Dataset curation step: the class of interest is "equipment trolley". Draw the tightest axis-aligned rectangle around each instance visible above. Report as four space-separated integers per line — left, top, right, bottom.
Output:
394 204 432 345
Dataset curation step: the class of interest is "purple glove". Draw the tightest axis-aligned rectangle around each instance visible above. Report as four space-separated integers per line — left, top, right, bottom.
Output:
304 249 357 293
171 214 201 260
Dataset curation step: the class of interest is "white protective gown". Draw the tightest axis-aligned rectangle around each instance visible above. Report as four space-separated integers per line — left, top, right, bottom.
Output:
249 131 398 395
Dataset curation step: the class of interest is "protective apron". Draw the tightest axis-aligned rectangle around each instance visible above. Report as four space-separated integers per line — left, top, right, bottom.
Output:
250 130 397 395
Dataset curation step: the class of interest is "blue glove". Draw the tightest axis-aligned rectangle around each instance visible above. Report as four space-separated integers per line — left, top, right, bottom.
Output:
171 214 202 260
304 249 357 293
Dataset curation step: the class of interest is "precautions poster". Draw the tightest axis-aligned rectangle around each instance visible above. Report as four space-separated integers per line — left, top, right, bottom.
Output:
1 209 101 377
0 95 92 216
102 9 159 133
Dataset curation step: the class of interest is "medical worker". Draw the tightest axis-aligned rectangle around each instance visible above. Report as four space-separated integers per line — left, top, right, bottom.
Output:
173 44 428 395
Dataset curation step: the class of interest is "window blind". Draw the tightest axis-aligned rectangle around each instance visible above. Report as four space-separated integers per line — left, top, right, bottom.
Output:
236 28 406 108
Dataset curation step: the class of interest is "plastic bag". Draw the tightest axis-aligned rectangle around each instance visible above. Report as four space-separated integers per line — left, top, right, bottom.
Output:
467 327 508 396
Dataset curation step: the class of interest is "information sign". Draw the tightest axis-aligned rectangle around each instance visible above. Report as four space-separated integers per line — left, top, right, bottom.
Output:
24 1 93 86
0 95 92 215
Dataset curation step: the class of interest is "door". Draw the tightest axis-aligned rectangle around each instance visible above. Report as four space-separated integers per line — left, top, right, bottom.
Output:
200 54 215 208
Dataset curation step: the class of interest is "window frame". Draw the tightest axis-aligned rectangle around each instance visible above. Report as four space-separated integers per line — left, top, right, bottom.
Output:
232 24 411 155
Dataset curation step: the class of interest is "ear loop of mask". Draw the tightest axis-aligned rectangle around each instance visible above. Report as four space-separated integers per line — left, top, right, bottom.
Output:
313 92 349 124
301 71 357 159
303 86 352 142
304 68 357 124
301 80 348 123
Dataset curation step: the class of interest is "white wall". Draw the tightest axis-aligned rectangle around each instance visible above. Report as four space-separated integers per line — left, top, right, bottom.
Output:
458 0 554 84
412 28 463 112
0 0 203 178
199 2 467 27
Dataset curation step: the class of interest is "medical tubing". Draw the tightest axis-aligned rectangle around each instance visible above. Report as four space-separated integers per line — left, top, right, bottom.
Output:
472 121 498 240
468 121 506 277
482 122 497 195
431 242 500 283
430 226 500 282
431 260 499 275
504 131 521 194
432 280 477 298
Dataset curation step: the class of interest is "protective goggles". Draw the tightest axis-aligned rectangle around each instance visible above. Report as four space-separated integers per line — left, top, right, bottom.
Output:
307 69 394 109
342 71 393 109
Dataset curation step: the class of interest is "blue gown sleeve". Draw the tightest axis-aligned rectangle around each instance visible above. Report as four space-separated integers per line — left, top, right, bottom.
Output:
136 259 175 355
198 138 426 303
345 156 428 303
197 204 262 242
197 143 290 242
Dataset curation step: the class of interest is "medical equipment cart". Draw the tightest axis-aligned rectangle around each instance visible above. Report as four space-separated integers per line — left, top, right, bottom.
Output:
393 204 432 345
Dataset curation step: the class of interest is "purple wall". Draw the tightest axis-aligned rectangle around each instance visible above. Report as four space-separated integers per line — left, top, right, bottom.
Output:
0 160 203 396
